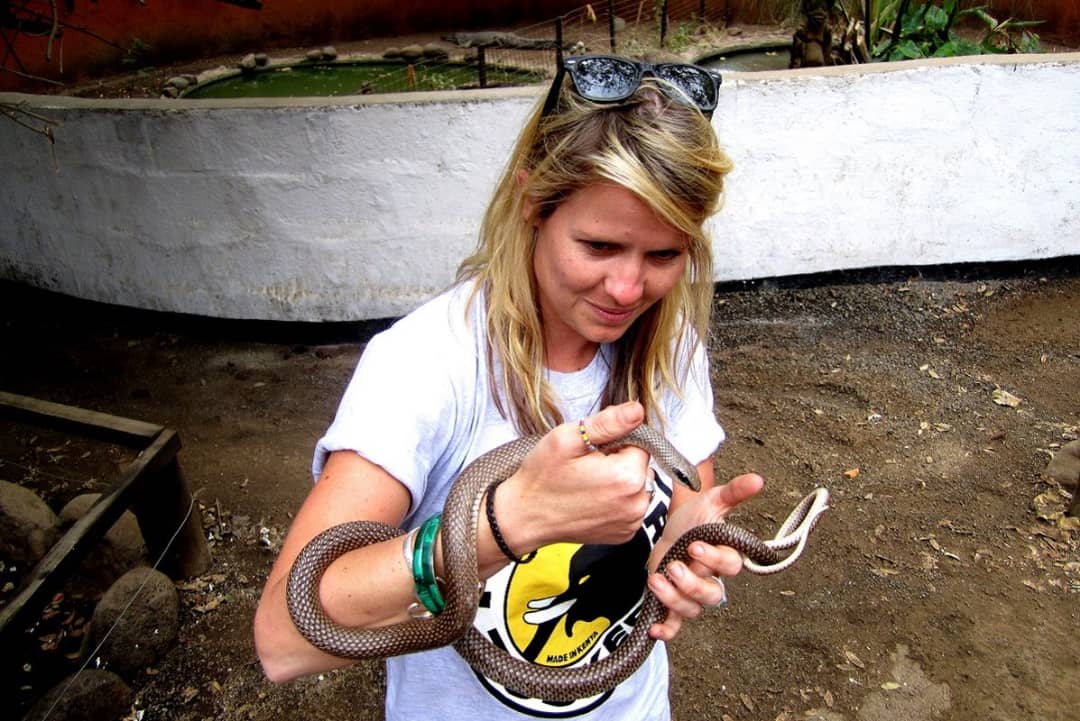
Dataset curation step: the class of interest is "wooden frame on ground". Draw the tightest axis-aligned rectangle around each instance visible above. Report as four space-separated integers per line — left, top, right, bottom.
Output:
0 390 210 646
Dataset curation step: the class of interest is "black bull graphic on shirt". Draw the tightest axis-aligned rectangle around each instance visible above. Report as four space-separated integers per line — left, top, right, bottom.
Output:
519 529 652 663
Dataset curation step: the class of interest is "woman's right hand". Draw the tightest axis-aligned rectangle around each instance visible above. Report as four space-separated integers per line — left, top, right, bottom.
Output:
491 401 655 555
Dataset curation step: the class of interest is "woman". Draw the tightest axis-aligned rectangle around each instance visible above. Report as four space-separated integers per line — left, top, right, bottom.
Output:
255 55 763 719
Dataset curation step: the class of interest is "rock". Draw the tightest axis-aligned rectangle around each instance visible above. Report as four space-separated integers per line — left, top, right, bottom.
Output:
58 494 147 595
399 44 424 61
165 76 190 89
254 52 269 66
383 47 402 59
239 53 257 71
1044 439 1080 516
613 17 627 33
306 49 323 62
0 480 60 569
422 43 449 60
21 670 131 721
321 46 337 60
86 567 179 680
442 31 558 49
160 86 180 99
1044 440 1080 487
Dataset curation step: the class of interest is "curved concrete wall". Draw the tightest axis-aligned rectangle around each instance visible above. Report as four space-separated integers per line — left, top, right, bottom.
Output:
1 53 1078 321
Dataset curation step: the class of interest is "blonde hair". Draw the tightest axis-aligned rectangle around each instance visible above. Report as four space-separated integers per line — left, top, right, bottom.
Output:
457 77 733 435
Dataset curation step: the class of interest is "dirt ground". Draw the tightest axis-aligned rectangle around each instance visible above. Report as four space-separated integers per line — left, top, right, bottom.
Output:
1 258 1078 721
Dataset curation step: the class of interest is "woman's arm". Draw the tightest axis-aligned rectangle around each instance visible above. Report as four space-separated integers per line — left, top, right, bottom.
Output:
255 403 657 682
253 451 414 682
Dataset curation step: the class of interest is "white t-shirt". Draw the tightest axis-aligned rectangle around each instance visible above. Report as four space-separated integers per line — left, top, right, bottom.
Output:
314 281 724 720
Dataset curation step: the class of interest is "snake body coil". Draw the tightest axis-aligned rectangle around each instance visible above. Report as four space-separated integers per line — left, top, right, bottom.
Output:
287 426 828 702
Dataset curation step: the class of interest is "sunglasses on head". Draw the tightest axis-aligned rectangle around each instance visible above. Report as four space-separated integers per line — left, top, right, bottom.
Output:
541 54 721 118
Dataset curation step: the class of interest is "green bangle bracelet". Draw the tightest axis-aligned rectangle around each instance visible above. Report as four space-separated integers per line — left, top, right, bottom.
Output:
415 579 443 615
412 514 444 614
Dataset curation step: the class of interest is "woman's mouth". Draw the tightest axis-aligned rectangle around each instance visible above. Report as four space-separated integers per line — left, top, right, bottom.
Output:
588 301 637 325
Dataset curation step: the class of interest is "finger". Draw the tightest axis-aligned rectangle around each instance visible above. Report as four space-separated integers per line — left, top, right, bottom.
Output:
706 473 765 514
648 613 683 642
648 562 705 620
668 560 729 608
580 402 644 448
686 541 744 578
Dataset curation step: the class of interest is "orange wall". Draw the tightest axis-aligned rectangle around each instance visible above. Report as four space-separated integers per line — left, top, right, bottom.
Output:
983 0 1080 42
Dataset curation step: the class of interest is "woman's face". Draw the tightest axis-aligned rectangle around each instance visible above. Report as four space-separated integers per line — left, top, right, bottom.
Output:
529 182 690 371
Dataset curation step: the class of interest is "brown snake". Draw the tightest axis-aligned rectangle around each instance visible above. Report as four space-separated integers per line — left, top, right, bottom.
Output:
287 425 829 702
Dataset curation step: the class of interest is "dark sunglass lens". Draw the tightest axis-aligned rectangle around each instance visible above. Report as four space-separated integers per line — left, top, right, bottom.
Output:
571 57 640 101
657 65 717 109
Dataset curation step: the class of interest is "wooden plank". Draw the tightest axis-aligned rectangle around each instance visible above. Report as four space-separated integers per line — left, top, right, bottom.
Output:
133 458 211 579
0 429 181 645
0 390 163 447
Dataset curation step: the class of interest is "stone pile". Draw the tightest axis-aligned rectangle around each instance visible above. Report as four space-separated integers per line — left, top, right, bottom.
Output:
383 43 451 62
0 481 181 721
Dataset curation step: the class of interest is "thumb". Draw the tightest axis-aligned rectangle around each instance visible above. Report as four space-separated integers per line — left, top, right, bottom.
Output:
706 473 764 515
582 402 645 447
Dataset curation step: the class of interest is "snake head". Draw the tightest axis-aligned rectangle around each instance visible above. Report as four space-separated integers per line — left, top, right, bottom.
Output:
672 467 700 492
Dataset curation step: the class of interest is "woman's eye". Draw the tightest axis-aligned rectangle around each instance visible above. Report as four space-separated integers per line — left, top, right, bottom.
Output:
651 250 682 262
583 241 614 253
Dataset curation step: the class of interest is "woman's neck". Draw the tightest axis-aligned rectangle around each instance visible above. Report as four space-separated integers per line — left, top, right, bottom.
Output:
545 340 599 373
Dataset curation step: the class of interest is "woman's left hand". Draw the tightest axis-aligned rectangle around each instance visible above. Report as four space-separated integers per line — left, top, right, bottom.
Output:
645 473 764 641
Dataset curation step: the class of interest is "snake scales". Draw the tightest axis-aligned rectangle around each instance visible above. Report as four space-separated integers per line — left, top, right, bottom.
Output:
287 425 829 702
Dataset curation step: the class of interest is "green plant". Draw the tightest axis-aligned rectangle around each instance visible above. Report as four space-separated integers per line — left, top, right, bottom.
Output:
967 5 1042 53
667 22 696 51
867 0 1041 61
121 38 153 67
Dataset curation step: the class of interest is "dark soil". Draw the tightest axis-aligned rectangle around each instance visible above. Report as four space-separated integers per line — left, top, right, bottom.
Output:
1 257 1078 721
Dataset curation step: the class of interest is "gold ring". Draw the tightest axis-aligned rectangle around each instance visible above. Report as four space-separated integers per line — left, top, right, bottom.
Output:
578 420 598 452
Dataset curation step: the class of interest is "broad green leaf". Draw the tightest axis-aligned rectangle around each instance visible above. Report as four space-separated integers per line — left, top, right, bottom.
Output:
951 38 983 56
932 40 962 57
895 39 924 59
933 38 980 57
925 5 950 32
902 7 927 36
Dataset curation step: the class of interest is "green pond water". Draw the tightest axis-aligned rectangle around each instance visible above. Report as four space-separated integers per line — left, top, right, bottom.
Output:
182 50 790 99
700 48 791 73
183 60 545 99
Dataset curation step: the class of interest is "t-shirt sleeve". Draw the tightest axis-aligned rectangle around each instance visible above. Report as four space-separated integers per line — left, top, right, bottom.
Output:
312 326 461 513
663 337 725 466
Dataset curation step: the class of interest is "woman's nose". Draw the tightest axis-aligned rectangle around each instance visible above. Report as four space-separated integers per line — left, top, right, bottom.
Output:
604 258 645 306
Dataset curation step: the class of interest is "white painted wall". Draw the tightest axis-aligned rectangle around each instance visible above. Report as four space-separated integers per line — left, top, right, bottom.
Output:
1 53 1078 321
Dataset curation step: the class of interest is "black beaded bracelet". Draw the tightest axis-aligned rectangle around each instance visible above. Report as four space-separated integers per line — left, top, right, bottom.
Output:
485 479 536 564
